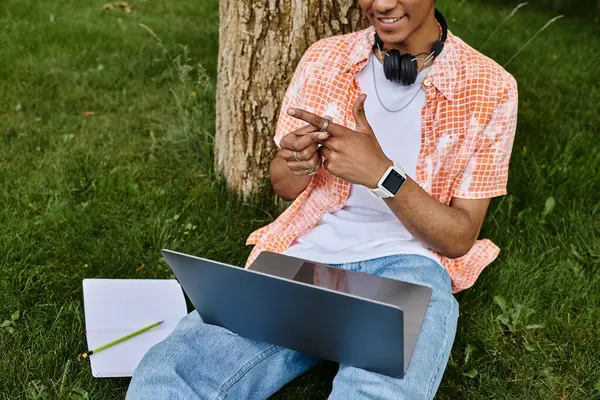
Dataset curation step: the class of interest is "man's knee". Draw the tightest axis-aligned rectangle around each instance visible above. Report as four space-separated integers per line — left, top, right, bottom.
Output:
131 313 208 380
133 335 181 378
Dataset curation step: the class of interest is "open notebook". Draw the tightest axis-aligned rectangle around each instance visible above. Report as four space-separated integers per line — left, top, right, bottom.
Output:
82 279 188 377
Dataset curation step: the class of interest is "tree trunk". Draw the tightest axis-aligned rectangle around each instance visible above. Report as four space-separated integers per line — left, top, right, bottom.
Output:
214 0 368 198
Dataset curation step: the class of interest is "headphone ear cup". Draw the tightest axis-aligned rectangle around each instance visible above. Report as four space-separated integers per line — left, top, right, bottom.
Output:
393 51 401 82
397 54 410 86
410 58 419 85
381 49 420 85
383 51 393 81
399 54 407 85
386 50 401 83
431 40 444 57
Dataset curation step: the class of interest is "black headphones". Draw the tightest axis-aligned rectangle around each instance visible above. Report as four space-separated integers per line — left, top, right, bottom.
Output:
374 9 448 86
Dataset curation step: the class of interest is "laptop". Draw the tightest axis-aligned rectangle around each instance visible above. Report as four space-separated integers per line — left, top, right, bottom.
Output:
161 249 432 378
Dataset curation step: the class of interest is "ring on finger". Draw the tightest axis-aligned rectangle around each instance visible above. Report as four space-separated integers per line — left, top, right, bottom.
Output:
293 151 301 162
320 118 330 133
307 165 319 176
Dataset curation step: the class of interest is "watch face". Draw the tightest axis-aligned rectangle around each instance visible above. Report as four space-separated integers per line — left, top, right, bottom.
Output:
382 168 406 195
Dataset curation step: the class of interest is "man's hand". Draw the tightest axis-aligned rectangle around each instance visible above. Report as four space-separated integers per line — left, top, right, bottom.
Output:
286 94 392 188
278 124 324 176
269 123 329 201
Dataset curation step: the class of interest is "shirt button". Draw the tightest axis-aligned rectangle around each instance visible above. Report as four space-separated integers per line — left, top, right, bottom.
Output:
423 78 432 87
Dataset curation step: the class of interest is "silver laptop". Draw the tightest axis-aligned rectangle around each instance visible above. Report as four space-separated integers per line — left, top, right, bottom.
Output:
161 249 432 378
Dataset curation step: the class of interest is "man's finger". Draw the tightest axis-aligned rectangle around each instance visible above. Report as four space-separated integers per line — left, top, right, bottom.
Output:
279 147 317 162
280 133 312 151
352 94 371 134
294 124 320 136
286 108 344 137
284 133 321 151
315 115 332 141
286 151 322 176
286 156 320 171
316 136 339 151
282 121 329 149
319 146 332 160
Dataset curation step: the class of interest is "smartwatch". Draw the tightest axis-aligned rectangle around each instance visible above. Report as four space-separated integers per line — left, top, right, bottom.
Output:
369 163 407 199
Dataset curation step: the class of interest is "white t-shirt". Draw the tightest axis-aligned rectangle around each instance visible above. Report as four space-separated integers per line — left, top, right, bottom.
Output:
284 53 441 266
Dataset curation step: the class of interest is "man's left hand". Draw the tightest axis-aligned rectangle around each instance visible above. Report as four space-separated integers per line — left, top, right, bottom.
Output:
286 94 392 189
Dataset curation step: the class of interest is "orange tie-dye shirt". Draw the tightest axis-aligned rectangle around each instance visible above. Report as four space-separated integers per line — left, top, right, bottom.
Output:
244 27 518 293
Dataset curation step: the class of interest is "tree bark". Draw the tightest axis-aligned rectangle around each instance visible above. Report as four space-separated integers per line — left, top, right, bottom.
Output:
215 0 368 198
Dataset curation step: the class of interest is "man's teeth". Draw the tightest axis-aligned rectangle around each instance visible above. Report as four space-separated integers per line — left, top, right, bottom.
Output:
381 17 401 23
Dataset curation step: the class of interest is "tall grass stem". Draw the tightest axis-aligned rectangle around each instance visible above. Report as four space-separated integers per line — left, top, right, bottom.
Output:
504 15 564 66
480 2 529 51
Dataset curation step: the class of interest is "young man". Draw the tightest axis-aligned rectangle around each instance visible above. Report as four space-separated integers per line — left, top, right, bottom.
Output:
127 1 518 398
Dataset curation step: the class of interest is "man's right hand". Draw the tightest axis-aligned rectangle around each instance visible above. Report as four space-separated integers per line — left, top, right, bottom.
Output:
270 123 330 201
278 124 326 176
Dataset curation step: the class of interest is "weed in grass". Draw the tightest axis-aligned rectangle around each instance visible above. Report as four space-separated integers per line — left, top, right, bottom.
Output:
493 295 545 336
1 310 21 335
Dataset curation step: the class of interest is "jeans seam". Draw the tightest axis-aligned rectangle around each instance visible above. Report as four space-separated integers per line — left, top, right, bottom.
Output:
425 297 454 399
215 344 283 400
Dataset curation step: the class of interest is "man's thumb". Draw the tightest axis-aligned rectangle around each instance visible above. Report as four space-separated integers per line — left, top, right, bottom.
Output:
352 94 370 133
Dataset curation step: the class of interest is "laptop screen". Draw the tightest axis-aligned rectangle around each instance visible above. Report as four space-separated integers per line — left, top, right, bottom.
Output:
293 262 383 300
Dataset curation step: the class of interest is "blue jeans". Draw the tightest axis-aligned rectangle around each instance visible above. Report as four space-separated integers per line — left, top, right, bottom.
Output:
127 254 459 399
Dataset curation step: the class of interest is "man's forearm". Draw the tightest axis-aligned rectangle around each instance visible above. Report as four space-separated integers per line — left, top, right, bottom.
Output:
270 154 311 201
383 177 486 259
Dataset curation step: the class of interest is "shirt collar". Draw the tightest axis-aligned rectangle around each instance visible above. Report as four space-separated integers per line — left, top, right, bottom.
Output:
345 26 459 101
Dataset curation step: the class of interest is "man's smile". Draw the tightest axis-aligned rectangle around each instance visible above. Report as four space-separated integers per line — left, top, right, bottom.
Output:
375 14 408 30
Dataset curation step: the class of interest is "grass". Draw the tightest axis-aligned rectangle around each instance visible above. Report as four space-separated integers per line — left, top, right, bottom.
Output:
0 0 598 399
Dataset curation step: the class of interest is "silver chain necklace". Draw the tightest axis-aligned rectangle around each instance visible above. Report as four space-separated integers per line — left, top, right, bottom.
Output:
371 46 433 113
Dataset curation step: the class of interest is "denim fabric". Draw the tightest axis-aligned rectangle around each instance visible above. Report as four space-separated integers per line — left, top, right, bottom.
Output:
126 254 459 399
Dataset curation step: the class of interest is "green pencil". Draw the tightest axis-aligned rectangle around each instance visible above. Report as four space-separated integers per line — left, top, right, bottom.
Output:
77 321 163 361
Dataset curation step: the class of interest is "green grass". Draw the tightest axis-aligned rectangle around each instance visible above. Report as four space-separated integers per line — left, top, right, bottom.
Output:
0 0 598 399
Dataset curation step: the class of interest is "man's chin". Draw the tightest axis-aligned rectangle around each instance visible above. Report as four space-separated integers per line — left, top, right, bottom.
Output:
374 30 411 49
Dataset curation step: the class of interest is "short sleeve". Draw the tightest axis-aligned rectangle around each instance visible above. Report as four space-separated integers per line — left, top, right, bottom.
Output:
453 77 519 199
273 46 316 148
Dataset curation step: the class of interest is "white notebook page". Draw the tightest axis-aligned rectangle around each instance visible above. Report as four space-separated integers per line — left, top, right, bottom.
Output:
82 279 187 377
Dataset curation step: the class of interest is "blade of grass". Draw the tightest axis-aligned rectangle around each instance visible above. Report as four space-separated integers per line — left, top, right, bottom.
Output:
480 2 529 51
57 359 71 398
505 15 564 66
